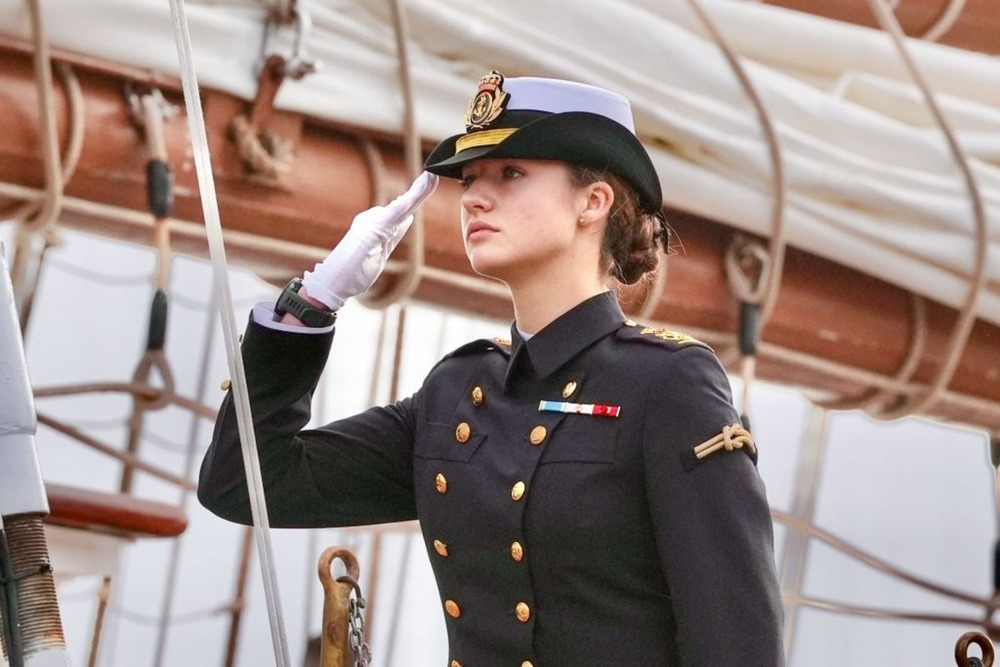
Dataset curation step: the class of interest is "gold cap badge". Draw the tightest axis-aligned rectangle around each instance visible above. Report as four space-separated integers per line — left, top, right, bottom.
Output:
464 70 509 130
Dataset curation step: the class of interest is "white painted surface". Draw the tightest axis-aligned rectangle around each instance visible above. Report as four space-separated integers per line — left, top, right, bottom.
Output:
0 248 48 515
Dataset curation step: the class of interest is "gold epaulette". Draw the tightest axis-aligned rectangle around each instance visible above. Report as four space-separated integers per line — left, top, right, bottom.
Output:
435 337 511 367
617 321 711 351
639 328 705 347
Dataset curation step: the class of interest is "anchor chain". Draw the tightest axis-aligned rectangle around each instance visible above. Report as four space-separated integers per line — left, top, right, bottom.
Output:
337 575 371 667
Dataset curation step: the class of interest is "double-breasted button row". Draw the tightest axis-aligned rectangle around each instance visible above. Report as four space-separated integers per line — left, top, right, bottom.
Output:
455 658 536 666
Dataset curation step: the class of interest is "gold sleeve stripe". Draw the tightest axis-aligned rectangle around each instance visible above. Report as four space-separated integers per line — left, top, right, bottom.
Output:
456 128 517 152
693 423 756 460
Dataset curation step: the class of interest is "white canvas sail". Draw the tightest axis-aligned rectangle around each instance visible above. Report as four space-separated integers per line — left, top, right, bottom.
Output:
2 0 997 324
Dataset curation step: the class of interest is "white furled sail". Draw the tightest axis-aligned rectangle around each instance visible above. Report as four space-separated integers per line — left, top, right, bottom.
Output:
1 0 997 325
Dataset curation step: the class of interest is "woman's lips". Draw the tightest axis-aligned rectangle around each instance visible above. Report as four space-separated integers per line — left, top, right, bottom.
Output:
465 221 498 242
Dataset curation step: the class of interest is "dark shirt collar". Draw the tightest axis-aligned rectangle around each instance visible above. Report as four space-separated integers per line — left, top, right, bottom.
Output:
505 291 624 387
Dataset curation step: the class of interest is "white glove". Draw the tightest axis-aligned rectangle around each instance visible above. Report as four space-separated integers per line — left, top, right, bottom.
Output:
302 171 439 310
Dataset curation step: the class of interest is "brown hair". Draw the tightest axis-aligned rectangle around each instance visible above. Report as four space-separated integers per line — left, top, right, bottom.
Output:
568 165 670 285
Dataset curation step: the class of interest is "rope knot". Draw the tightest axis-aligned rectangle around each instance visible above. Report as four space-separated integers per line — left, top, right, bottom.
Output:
693 423 757 461
722 424 737 451
229 114 293 179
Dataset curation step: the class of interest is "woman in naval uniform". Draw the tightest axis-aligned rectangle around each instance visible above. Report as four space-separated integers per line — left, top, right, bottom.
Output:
199 71 785 666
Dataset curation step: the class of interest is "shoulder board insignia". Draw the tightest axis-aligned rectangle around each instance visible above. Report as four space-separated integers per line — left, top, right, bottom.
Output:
616 323 711 351
438 337 511 364
641 328 704 346
681 423 758 470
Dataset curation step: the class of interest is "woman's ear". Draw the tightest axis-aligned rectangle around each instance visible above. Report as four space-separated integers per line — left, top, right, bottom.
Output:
578 181 614 226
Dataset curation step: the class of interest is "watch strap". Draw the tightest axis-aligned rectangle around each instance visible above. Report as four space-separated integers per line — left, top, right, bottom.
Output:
274 278 337 328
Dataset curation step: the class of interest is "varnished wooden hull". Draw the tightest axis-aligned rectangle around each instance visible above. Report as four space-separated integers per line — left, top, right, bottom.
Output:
1 44 997 433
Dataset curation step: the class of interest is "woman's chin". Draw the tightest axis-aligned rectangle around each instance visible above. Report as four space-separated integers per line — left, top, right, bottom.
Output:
466 251 507 281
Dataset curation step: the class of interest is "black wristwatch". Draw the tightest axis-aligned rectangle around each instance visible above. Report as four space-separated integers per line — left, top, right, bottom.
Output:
274 278 337 328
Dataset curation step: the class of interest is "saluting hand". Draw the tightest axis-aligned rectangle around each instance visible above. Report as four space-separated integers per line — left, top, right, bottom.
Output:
302 171 439 310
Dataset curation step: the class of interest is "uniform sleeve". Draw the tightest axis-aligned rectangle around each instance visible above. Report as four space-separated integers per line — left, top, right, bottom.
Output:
642 345 784 666
198 315 418 528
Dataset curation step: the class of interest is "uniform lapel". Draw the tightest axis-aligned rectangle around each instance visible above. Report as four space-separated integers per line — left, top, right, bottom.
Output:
522 292 624 381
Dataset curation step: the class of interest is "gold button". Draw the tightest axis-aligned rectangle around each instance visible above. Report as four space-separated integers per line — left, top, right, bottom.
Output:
515 602 530 623
561 381 578 398
455 422 471 443
529 426 547 446
435 473 448 494
522 662 534 667
445 599 461 618
511 481 526 501
510 541 524 562
471 386 484 406
220 379 231 391
451 661 462 667
433 539 449 557
624 318 637 326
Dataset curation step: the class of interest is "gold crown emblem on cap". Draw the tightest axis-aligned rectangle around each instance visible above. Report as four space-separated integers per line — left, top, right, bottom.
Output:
464 70 509 131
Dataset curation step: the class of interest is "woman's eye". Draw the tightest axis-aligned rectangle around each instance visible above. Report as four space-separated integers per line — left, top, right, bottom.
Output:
458 176 474 189
502 166 523 180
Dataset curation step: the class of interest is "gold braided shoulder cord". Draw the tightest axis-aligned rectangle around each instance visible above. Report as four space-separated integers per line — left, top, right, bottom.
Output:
693 423 756 460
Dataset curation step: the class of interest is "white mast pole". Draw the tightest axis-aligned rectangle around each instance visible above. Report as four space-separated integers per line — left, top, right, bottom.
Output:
0 245 70 667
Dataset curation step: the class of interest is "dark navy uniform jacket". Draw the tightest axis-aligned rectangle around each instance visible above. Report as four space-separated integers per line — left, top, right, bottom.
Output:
199 291 785 666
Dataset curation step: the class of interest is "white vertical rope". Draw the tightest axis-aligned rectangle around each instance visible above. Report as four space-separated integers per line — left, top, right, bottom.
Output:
165 2 291 665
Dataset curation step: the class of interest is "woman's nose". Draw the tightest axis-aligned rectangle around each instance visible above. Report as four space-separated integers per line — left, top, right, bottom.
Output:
461 182 491 212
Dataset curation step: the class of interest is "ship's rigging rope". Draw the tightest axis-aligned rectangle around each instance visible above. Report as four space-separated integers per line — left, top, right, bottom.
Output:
863 0 989 421
166 1 292 666
19 0 62 235
684 0 788 427
1 1 994 663
685 0 990 429
815 292 930 414
9 0 85 332
684 0 788 325
920 0 966 42
4 174 997 430
357 0 424 309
